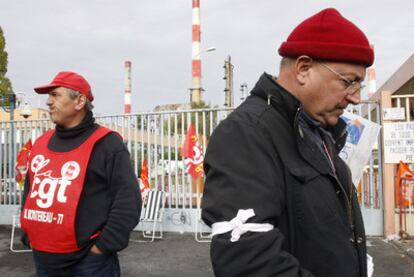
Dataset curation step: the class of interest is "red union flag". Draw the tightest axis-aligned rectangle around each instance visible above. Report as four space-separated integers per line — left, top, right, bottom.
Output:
396 161 414 208
182 123 204 178
15 139 32 189
139 159 151 200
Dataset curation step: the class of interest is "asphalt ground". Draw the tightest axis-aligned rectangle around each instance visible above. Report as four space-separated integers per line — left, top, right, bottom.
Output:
0 225 413 277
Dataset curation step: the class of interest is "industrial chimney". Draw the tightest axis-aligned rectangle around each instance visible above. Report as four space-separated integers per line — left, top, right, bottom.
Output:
124 61 132 113
191 0 202 104
367 45 376 99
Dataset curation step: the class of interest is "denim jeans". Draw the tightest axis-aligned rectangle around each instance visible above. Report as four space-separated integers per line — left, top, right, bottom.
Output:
34 252 120 277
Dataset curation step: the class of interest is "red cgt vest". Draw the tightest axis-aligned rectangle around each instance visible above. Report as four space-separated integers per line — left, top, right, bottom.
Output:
21 127 111 253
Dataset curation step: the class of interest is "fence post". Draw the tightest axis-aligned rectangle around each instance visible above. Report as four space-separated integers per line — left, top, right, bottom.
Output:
380 90 396 236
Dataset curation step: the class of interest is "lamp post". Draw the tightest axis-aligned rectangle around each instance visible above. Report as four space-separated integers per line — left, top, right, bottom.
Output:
0 93 17 197
0 92 32 190
190 46 216 104
200 46 216 54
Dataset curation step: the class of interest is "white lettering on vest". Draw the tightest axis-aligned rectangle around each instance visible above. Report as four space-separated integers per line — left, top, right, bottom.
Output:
29 158 79 209
29 178 72 208
30 177 41 198
57 179 71 203
37 178 58 208
23 208 54 223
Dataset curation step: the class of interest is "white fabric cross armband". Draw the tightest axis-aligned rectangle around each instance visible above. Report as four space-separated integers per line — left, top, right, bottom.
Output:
211 209 274 242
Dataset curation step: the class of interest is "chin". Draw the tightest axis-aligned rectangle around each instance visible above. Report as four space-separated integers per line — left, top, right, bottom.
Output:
49 116 59 124
326 118 339 127
324 109 344 126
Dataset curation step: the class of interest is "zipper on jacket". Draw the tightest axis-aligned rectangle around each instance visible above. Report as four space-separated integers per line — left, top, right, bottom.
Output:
327 130 356 241
322 141 354 229
295 106 356 240
332 173 355 240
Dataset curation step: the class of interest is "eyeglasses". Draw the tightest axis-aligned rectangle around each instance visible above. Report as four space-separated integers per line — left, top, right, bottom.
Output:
320 63 365 95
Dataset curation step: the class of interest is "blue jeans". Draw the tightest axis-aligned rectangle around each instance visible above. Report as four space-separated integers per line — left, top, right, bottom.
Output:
34 252 120 277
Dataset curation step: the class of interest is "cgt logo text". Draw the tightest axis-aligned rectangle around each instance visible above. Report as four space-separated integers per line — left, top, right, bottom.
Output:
29 154 80 208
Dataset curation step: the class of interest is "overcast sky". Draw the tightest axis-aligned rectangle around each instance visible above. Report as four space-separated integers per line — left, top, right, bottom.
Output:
1 0 413 115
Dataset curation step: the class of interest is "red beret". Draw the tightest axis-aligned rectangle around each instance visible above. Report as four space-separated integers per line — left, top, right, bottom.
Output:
34 71 94 102
278 8 374 67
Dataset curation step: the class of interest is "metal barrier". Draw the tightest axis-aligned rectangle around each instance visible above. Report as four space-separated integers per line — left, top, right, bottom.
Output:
1 119 53 206
0 108 232 232
0 103 386 235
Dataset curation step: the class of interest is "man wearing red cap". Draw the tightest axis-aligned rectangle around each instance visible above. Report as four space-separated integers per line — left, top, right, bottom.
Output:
202 8 373 277
20 71 141 276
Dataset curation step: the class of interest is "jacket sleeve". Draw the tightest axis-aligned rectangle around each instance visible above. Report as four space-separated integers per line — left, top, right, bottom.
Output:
94 136 142 253
201 118 314 277
22 172 30 208
20 174 31 248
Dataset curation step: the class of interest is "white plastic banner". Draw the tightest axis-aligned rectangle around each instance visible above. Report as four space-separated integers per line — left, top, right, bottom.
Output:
339 111 381 186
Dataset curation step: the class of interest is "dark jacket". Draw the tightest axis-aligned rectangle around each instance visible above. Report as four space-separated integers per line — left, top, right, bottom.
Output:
22 111 141 274
202 73 367 277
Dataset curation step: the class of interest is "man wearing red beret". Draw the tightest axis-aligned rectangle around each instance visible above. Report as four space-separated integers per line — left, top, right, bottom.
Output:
20 71 141 276
202 8 373 277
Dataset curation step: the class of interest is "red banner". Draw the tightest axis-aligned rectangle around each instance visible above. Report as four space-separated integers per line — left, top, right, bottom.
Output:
181 123 204 178
395 161 414 208
139 159 151 200
15 139 32 189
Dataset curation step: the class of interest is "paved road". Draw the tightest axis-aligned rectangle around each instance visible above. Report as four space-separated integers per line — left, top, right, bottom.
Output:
368 237 414 277
1 225 413 276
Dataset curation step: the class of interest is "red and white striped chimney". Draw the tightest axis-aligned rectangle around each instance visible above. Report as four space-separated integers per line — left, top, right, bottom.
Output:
367 44 376 99
124 61 132 114
191 0 202 104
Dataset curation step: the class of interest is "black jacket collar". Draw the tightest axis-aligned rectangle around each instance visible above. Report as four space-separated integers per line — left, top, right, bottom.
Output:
250 72 347 152
250 73 349 176
250 72 300 126
55 110 96 139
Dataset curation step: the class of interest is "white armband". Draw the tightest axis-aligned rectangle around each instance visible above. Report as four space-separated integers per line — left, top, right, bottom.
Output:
211 209 274 242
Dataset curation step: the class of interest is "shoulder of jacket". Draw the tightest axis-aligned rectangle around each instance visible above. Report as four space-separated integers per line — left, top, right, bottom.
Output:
213 100 288 148
234 96 279 120
94 131 127 153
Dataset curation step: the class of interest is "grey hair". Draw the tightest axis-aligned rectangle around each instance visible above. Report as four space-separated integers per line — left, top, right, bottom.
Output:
279 57 296 71
66 88 94 111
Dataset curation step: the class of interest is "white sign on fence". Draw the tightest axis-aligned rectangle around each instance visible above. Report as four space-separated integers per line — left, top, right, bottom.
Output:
383 107 405 121
383 122 414 163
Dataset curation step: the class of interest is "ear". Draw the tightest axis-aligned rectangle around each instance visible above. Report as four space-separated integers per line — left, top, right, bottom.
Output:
294 55 313 85
75 95 87 111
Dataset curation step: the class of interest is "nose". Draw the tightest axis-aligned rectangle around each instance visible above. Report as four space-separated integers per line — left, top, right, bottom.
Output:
346 90 361 105
46 95 53 106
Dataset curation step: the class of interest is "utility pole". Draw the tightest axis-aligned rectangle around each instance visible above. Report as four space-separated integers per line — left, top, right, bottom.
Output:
223 56 234 108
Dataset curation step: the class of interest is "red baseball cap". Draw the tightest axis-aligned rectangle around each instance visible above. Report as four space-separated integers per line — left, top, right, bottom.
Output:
34 71 94 101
